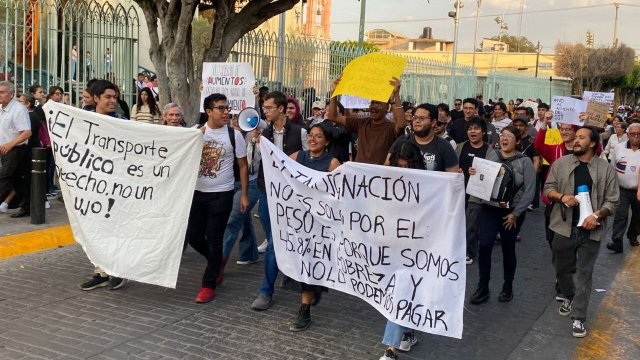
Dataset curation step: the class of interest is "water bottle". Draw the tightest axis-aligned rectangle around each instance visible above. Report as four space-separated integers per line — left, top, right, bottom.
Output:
575 185 594 227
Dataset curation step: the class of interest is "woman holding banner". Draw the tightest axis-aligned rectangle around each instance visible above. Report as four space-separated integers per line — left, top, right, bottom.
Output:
287 123 340 332
379 138 425 360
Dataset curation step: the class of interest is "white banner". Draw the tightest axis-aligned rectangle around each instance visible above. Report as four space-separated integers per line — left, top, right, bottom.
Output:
551 96 586 126
341 95 371 109
43 102 202 288
200 62 256 114
260 138 466 338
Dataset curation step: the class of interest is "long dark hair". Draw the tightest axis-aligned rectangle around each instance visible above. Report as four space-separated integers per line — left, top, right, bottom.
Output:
388 139 424 169
137 87 160 116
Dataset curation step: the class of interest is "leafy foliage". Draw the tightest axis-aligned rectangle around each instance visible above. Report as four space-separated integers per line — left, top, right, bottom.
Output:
487 34 537 53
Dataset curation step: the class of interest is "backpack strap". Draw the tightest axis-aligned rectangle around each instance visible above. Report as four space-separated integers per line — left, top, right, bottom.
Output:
228 126 240 181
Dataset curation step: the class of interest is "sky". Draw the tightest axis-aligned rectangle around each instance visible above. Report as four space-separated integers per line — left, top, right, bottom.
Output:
330 0 640 54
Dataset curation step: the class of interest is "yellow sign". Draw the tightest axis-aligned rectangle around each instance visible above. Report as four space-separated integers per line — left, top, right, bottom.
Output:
542 128 562 165
332 53 407 103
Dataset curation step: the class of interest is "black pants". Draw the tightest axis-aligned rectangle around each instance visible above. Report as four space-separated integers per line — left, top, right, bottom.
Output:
184 190 234 288
0 145 30 211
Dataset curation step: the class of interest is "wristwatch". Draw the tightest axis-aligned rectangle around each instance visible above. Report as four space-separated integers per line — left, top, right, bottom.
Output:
590 213 599 220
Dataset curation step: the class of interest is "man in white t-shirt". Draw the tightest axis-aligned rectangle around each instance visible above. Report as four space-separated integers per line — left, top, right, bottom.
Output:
186 93 249 304
491 101 512 134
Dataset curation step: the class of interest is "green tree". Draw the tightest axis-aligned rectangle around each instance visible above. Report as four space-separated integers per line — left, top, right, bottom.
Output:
487 34 537 53
133 0 300 124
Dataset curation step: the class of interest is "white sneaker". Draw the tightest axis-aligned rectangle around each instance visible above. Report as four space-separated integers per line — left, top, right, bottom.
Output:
466 256 474 265
236 259 260 265
0 202 8 213
398 332 417 351
45 201 50 209
257 240 269 253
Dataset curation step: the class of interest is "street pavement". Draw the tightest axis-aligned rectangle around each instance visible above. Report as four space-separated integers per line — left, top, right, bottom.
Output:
0 199 639 360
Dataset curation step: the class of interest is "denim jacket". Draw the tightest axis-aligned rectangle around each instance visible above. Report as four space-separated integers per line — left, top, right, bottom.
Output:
543 154 619 241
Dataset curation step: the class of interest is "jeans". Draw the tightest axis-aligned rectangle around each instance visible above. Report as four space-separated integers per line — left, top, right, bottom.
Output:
465 201 482 259
222 179 259 261
258 188 278 296
69 59 76 80
552 228 601 321
611 187 640 248
381 320 408 348
184 190 234 288
477 205 518 286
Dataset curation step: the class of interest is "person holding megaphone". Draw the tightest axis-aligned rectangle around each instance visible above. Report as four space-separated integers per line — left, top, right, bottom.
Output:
543 126 619 339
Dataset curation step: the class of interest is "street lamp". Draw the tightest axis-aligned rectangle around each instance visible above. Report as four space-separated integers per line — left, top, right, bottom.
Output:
448 1 463 104
472 0 482 70
491 15 507 100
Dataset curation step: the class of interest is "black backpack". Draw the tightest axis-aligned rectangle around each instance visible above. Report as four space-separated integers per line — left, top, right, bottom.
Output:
489 152 526 207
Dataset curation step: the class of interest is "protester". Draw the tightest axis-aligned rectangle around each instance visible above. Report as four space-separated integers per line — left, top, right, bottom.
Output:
327 75 405 165
302 100 325 129
491 102 512 134
378 139 431 360
601 118 627 162
77 80 127 291
469 126 535 305
48 86 64 103
163 103 186 127
449 98 498 146
286 123 340 332
450 98 464 121
543 126 618 338
184 93 249 304
512 115 541 212
433 114 456 149
286 97 304 126
131 87 161 124
605 123 640 253
455 117 499 264
251 91 308 311
0 81 32 218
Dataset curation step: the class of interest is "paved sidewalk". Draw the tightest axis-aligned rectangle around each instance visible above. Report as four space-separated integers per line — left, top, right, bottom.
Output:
0 204 639 359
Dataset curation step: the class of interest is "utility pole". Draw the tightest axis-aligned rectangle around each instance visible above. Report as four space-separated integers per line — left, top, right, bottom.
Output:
613 2 620 47
472 0 482 69
534 41 541 78
517 0 525 52
448 1 463 105
358 0 366 48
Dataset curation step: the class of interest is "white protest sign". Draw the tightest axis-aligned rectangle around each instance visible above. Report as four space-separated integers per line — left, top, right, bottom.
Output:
551 96 586 126
200 62 256 114
341 95 371 109
466 157 502 201
260 138 466 338
582 91 614 108
43 102 202 288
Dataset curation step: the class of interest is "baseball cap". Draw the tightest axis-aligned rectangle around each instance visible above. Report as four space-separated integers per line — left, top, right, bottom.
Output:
312 100 324 109
512 115 529 126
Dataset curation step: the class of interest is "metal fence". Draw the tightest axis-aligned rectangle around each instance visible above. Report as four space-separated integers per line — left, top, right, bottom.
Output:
230 30 477 117
480 72 573 104
0 0 140 104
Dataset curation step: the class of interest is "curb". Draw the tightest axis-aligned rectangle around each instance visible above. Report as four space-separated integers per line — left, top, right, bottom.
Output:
0 225 76 259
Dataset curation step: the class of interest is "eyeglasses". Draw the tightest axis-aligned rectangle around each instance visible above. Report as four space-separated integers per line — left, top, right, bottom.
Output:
628 132 640 138
559 128 575 133
262 105 277 111
412 115 430 122
211 106 231 112
307 134 325 140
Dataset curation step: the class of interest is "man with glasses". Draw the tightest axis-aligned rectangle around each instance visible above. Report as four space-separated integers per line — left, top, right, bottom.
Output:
433 114 456 149
606 123 640 253
449 98 498 146
451 98 464 121
0 81 31 218
184 93 249 303
251 91 308 311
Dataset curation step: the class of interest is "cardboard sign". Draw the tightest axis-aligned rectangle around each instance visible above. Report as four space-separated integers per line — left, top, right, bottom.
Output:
332 53 407 103
585 100 609 128
260 138 466 338
43 102 202 288
200 62 256 114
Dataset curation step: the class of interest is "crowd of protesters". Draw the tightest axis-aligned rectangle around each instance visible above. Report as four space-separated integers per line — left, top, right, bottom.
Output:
2 75 640 360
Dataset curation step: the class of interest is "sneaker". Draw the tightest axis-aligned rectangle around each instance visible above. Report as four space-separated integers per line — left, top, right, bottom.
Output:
80 274 109 291
257 240 269 253
559 299 572 316
289 304 311 332
606 242 623 253
466 256 474 265
45 201 51 209
107 276 124 290
0 202 8 213
398 332 417 352
46 192 56 198
527 204 534 211
236 258 260 265
379 348 399 360
572 319 587 338
498 283 513 302
253 213 260 218
630 238 639 247
195 287 216 303
251 293 273 311
555 293 568 302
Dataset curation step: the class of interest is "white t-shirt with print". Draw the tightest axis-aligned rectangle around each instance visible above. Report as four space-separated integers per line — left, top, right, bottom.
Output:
195 124 247 193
